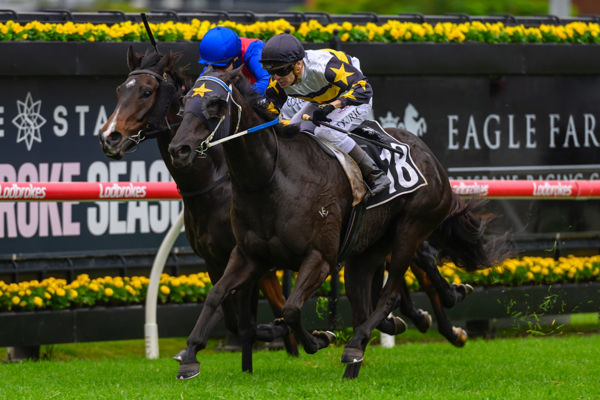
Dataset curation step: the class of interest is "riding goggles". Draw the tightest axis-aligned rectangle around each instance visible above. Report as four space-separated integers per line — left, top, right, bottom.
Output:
264 62 295 77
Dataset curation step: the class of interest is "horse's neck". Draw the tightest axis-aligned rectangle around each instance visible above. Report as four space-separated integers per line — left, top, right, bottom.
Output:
224 114 278 191
157 130 227 199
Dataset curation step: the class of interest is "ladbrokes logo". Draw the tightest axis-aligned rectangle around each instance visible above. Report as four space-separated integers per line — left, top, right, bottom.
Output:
378 103 427 137
532 181 573 197
11 93 47 151
451 182 489 197
0 183 47 200
98 183 147 199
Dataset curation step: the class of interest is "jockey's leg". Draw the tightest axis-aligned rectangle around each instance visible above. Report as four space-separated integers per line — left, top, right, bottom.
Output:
348 144 390 196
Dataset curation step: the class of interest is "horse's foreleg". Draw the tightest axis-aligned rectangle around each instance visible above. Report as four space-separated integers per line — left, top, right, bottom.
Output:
177 246 258 380
237 282 260 373
258 270 299 357
173 304 225 362
283 250 335 355
395 266 432 333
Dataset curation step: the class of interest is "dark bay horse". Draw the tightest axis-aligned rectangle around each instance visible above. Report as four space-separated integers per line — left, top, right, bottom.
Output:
98 51 475 357
168 70 509 379
98 48 299 366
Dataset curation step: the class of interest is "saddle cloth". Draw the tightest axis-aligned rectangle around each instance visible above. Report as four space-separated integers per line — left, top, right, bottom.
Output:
307 120 427 209
351 119 428 209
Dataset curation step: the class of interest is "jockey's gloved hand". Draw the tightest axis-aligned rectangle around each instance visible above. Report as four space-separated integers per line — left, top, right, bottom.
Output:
311 104 335 126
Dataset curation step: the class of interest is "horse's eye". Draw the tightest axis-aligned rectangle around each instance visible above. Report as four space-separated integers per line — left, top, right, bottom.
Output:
142 89 153 98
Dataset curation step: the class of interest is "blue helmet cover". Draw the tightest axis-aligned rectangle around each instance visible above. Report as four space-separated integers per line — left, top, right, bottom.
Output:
198 27 242 67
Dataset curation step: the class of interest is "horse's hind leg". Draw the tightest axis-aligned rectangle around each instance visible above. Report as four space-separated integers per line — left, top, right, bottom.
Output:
410 265 467 347
414 241 473 308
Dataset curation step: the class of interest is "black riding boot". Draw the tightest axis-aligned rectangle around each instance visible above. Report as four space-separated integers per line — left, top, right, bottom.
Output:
348 145 391 196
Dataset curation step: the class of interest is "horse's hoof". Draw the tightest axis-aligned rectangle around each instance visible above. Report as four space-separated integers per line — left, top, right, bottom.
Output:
312 330 336 347
463 283 474 296
177 362 200 380
451 327 468 348
388 315 407 335
416 310 433 333
453 282 474 299
172 349 185 362
341 347 364 364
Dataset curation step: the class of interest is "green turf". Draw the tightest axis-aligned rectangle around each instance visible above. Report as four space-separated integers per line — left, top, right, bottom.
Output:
2 332 599 399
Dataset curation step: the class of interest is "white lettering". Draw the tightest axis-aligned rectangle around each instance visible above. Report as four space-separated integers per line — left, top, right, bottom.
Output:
563 115 580 148
53 105 68 137
75 105 90 137
464 116 481 149
508 115 519 149
483 114 500 149
448 115 459 150
532 181 573 197
525 114 536 148
584 114 600 147
93 106 108 137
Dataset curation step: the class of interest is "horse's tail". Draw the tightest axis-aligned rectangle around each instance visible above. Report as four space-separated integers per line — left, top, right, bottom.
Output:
428 193 514 272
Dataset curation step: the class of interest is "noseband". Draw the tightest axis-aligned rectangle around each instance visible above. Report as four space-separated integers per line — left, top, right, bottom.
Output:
126 68 181 150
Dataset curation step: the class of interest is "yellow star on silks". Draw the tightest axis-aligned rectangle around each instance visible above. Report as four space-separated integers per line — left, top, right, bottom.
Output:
342 89 357 102
192 83 212 97
267 78 280 94
330 64 354 86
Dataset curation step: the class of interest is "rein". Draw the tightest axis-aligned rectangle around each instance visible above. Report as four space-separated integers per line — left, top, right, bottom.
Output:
194 118 279 157
192 76 279 158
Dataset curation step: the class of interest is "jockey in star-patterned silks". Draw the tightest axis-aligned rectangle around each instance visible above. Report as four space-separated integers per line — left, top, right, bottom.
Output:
260 33 390 196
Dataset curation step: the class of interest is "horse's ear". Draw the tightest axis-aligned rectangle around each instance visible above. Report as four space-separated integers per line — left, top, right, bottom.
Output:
127 46 142 71
155 51 172 73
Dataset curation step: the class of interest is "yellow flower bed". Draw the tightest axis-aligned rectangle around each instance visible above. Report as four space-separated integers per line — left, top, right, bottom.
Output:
1 255 599 312
404 255 600 291
0 272 212 312
0 19 599 44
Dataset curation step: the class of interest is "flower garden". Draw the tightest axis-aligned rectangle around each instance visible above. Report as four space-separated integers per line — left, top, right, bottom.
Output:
1 255 599 312
0 18 600 44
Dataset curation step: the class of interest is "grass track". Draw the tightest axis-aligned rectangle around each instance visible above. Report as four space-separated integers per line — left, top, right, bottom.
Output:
1 333 599 399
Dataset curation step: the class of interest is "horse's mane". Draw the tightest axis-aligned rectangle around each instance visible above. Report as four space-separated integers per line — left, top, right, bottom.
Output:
222 69 298 137
138 50 193 93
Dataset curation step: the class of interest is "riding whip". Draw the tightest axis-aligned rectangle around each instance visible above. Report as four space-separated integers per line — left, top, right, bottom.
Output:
141 13 159 54
302 114 403 155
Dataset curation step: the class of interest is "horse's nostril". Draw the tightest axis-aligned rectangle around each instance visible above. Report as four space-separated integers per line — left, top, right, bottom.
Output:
107 131 123 144
177 146 191 155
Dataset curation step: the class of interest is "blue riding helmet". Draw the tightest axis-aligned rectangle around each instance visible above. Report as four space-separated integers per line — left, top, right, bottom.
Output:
198 27 242 67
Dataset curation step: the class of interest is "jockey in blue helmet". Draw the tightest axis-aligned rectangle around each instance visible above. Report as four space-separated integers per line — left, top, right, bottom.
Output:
198 26 270 96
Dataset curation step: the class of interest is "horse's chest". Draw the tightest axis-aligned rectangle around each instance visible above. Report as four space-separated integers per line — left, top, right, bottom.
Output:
239 230 297 266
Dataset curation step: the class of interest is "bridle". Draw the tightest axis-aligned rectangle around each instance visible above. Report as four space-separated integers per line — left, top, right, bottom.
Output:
191 75 278 159
124 67 183 152
187 74 280 192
